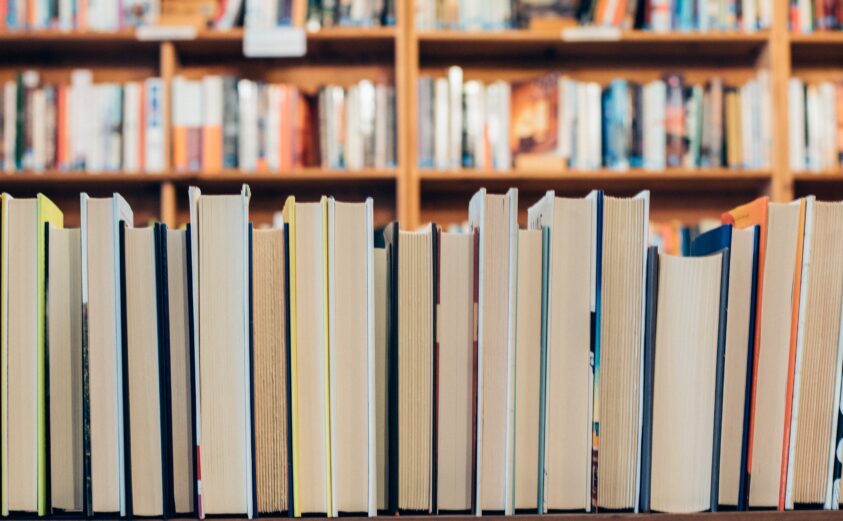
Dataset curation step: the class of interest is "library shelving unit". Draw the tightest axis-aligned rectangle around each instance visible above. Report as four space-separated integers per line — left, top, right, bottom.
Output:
1 0 843 230
0 14 408 228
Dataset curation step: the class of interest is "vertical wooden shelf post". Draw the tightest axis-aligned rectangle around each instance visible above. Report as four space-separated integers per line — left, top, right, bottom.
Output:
160 40 179 222
769 0 794 202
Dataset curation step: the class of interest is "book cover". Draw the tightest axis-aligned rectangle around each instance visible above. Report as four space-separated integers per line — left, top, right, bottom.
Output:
509 74 559 160
638 245 659 514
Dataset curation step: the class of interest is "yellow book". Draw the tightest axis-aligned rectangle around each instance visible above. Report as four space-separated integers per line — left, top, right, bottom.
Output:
0 194 62 516
284 196 332 517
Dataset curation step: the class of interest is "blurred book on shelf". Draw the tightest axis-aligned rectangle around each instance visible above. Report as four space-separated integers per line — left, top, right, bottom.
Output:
171 75 396 173
417 67 771 172
790 0 843 33
0 0 393 32
0 69 165 174
414 0 767 32
788 77 843 173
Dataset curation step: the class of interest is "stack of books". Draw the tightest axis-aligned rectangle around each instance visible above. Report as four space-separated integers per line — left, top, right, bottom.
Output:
171 75 397 172
2 187 843 519
0 70 165 173
417 68 771 172
414 0 768 32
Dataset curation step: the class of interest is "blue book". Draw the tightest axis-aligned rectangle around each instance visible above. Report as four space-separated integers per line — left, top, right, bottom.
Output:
690 224 760 511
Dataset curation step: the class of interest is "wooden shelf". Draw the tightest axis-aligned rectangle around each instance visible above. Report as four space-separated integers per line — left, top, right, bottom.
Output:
0 169 397 186
418 168 772 192
416 29 769 61
0 27 398 60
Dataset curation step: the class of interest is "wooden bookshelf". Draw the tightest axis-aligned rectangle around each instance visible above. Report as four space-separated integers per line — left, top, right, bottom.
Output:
0 0 838 232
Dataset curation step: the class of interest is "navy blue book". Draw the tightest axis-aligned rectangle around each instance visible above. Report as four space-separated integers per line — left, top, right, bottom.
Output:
691 224 760 511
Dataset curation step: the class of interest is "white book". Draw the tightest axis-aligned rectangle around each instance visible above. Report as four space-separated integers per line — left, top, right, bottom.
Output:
557 76 575 162
649 0 671 31
238 80 259 172
485 81 510 171
464 80 485 170
202 75 224 128
266 84 282 171
448 66 463 169
758 72 772 169
371 82 384 169
788 78 806 172
59 0 75 30
81 193 133 515
643 80 667 171
434 78 450 170
587 82 603 170
806 85 821 172
144 78 165 173
739 81 753 169
3 82 15 172
820 82 838 171
123 82 142 173
743 0 757 30
575 82 590 170
32 89 46 172
69 70 94 170
344 85 361 171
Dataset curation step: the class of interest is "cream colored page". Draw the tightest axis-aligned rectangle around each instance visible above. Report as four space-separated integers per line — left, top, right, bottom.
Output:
295 203 328 513
514 230 542 509
332 203 369 512
749 202 800 507
651 253 722 513
87 199 120 512
718 228 755 505
545 198 592 510
199 196 247 514
125 229 163 516
437 233 473 511
8 200 37 511
166 230 194 513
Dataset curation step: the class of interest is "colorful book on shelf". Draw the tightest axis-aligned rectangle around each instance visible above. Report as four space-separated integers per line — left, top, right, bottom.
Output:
0 193 62 516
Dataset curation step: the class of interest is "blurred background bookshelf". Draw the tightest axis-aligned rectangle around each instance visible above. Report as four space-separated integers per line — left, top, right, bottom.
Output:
3 0 843 231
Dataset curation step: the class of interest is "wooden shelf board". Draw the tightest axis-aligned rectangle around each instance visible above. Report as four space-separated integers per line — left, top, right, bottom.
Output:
0 169 397 186
415 29 769 61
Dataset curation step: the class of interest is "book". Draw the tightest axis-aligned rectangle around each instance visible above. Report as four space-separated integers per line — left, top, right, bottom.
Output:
436 230 476 513
787 201 843 508
80 192 133 516
164 229 195 515
384 222 436 513
510 74 559 165
745 198 808 509
46 225 84 513
1 194 62 516
642 246 729 513
120 223 170 517
374 246 388 512
513 228 543 512
527 191 595 512
187 185 254 517
283 196 331 516
691 225 759 510
593 191 650 511
469 188 518 514
328 199 376 516
252 227 290 515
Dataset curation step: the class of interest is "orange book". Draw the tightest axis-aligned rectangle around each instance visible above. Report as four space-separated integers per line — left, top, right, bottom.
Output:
279 85 292 172
56 85 68 169
173 126 188 172
77 0 88 30
611 0 629 26
202 125 222 172
778 198 808 510
201 76 223 172
722 195 769 494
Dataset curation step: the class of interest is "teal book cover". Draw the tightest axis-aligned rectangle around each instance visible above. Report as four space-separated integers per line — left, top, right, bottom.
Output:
536 225 550 512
